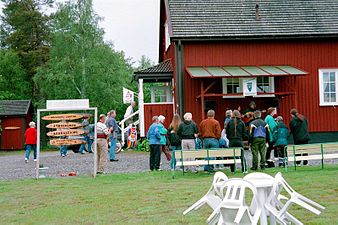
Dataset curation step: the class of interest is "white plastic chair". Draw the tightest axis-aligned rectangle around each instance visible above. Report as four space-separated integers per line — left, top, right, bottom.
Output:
265 172 325 225
183 172 228 215
207 178 261 225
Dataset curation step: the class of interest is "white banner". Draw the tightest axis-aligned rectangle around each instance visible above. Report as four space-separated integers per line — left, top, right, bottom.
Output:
46 99 89 109
123 87 134 104
243 78 257 96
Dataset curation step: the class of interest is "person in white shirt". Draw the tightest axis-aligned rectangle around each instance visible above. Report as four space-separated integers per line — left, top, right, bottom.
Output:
96 114 110 174
124 101 136 126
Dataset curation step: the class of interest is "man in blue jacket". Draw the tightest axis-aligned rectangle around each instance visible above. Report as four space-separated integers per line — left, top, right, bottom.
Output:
249 110 270 170
146 116 161 171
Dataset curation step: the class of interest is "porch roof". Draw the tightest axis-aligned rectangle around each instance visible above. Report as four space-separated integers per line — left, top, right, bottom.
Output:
133 59 173 83
186 65 307 78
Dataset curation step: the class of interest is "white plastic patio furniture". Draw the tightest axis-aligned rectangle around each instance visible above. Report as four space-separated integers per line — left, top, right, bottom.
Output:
264 172 325 225
243 172 277 225
183 172 228 215
207 178 261 225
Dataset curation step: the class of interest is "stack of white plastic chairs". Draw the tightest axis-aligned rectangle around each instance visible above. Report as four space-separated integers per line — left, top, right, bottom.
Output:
183 171 325 225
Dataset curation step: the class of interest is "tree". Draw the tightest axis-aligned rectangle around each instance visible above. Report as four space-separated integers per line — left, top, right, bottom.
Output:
0 50 30 100
0 0 53 98
136 55 154 71
34 0 134 117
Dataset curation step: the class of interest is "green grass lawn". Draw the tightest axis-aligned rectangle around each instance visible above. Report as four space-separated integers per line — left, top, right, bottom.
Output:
0 166 337 225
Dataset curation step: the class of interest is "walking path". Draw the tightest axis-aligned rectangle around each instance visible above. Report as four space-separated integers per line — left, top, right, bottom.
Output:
0 149 336 181
0 150 171 180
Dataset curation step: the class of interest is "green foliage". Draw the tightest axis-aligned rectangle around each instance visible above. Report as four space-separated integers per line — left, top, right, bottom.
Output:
137 138 150 152
0 0 53 98
34 0 134 118
0 50 30 99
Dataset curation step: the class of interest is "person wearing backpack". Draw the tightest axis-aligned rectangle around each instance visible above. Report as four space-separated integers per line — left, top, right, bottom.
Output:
249 110 270 170
273 116 289 167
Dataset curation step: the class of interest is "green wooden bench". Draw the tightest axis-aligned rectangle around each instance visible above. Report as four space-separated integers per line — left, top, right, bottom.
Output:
284 142 338 171
172 148 246 178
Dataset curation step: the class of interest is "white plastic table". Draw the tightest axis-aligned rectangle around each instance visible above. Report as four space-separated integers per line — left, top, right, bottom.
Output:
245 177 276 225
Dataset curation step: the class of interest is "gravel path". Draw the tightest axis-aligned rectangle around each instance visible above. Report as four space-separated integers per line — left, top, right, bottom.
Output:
0 149 337 181
0 150 171 181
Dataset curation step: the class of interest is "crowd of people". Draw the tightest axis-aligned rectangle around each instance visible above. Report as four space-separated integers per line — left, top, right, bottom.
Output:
145 102 310 173
23 101 310 174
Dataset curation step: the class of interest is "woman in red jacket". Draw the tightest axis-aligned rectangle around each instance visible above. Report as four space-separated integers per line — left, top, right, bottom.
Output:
24 121 37 163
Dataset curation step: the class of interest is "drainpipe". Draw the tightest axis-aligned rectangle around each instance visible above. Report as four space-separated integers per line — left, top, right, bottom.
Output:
175 40 185 116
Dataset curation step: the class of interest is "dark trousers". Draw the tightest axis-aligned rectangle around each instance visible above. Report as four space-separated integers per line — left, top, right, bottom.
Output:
150 144 161 170
228 139 244 172
275 145 287 166
251 138 266 170
265 141 275 160
295 140 309 165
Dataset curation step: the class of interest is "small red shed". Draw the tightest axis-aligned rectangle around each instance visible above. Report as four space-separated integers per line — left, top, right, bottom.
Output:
135 0 338 143
0 100 33 150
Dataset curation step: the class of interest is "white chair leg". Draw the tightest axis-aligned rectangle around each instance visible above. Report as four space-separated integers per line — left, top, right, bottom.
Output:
183 198 205 215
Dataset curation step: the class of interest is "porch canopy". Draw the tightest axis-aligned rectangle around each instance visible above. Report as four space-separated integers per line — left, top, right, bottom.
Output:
133 59 173 82
186 65 307 78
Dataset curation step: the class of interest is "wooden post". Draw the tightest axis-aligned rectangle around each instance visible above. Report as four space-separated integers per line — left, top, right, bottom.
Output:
201 81 205 120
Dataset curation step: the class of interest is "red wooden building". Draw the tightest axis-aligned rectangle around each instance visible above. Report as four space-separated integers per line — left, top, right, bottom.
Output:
135 0 338 142
0 100 33 150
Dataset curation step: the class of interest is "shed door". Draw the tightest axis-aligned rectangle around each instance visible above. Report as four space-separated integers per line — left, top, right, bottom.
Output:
1 117 24 150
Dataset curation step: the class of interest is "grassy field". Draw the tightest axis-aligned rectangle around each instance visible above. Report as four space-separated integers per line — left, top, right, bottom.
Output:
0 166 337 225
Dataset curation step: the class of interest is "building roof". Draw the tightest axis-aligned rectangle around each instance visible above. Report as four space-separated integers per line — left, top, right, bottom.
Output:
0 100 31 116
135 59 173 74
133 59 173 82
167 0 338 40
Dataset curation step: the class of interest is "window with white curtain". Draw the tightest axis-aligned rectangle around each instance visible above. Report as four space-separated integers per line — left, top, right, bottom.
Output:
319 69 338 106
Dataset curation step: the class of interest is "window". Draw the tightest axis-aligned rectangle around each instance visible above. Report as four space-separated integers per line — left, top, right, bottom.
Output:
319 69 338 106
224 78 241 94
150 86 172 103
222 77 274 98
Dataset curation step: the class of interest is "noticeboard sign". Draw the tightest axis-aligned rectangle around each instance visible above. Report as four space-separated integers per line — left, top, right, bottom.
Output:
243 78 257 96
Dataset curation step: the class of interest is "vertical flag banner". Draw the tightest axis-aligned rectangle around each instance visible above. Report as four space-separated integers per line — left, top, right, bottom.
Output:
243 78 257 96
123 87 134 104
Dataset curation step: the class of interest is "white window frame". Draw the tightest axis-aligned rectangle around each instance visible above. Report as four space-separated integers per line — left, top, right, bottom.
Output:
222 77 275 98
319 69 338 106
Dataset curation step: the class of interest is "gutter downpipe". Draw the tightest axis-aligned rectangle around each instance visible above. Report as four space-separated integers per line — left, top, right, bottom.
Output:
175 40 185 116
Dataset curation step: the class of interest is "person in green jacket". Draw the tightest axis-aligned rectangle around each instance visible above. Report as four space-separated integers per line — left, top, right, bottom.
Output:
264 107 277 162
289 108 310 165
273 116 289 166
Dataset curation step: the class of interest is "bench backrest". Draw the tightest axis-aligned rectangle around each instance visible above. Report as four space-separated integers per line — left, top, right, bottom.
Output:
174 148 242 160
285 142 338 155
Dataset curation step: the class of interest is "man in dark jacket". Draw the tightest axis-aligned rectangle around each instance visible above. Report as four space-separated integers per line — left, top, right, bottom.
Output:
289 108 310 165
177 112 199 172
249 110 270 170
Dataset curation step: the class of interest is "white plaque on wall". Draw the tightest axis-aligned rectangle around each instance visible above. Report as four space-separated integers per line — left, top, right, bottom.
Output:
243 78 257 96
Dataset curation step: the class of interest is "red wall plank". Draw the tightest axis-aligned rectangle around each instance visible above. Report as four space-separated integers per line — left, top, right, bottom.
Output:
144 103 174 133
1 117 25 150
181 39 338 132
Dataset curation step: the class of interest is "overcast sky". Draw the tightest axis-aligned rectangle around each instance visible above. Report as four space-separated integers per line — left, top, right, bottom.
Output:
0 0 160 66
93 0 160 65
